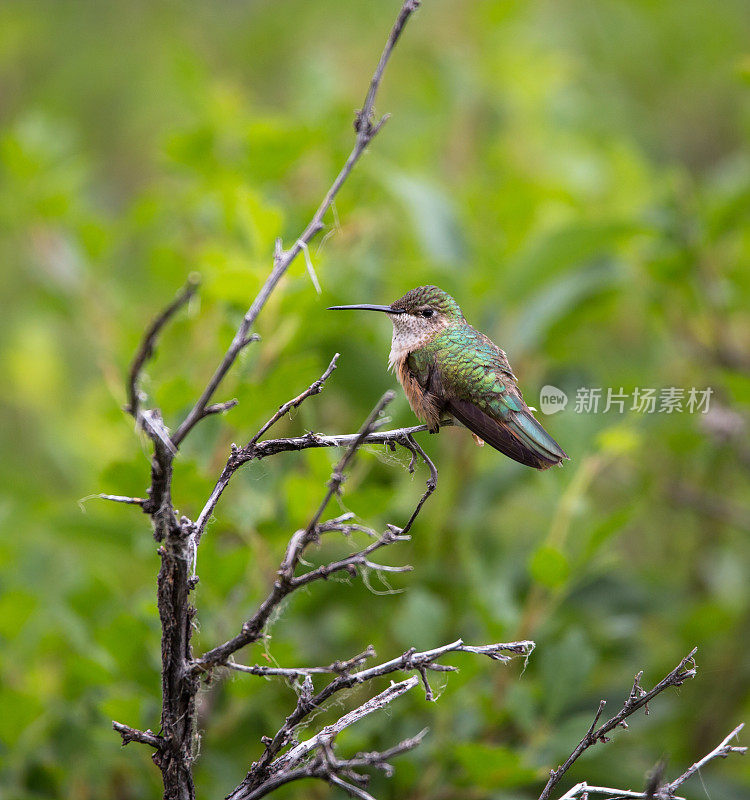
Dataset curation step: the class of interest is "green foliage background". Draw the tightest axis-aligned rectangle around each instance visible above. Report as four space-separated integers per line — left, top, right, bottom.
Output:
1 1 749 797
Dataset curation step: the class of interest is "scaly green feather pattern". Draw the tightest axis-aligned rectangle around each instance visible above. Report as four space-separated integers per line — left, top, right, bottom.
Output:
408 324 566 461
408 325 521 418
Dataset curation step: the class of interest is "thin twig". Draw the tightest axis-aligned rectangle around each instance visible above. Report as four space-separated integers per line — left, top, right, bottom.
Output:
112 720 164 750
81 493 146 507
666 723 746 791
226 645 377 679
539 649 698 800
125 274 200 420
250 353 340 445
254 419 454 459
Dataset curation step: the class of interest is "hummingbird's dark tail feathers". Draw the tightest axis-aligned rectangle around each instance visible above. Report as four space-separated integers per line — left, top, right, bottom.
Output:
512 408 569 465
447 398 569 470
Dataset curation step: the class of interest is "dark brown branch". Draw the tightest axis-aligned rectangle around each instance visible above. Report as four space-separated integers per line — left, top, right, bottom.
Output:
113 720 165 750
114 5 424 799
126 275 200 420
539 649 698 800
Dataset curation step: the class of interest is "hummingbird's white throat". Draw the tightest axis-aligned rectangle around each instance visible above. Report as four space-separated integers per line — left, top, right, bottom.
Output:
386 312 448 372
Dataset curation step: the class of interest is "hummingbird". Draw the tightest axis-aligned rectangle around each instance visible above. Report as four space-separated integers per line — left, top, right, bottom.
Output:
328 285 568 470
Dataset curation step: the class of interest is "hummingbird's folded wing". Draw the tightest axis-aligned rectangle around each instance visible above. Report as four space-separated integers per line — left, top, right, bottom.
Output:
427 329 568 470
446 396 565 469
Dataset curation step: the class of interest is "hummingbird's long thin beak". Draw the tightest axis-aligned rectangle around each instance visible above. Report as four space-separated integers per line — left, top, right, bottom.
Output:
327 304 403 314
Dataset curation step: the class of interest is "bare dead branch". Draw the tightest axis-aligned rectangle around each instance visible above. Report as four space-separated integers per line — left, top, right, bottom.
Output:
252 419 454 460
540 649 699 800
112 720 164 750
555 724 745 799
250 353 340 445
227 634 531 798
82 493 146 506
111 6 544 800
666 722 746 792
226 645 377 679
125 274 200 421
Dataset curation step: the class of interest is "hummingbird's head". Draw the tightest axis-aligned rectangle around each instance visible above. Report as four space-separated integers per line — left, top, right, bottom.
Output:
328 285 465 368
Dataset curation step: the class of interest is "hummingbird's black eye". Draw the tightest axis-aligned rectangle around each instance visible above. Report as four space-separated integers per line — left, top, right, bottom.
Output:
421 309 434 318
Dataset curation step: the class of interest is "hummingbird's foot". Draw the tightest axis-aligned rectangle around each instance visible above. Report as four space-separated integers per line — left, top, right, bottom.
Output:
472 433 485 447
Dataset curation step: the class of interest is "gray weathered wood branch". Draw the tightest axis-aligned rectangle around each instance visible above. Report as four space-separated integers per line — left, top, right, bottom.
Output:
225 640 534 799
555 723 746 800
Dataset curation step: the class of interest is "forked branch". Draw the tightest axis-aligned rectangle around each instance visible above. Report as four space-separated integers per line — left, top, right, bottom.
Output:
540 650 704 800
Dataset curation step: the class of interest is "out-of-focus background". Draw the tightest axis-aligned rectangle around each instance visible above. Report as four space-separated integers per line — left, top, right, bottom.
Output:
2 1 749 797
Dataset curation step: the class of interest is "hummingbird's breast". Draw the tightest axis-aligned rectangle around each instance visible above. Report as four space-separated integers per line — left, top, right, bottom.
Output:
394 354 442 431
